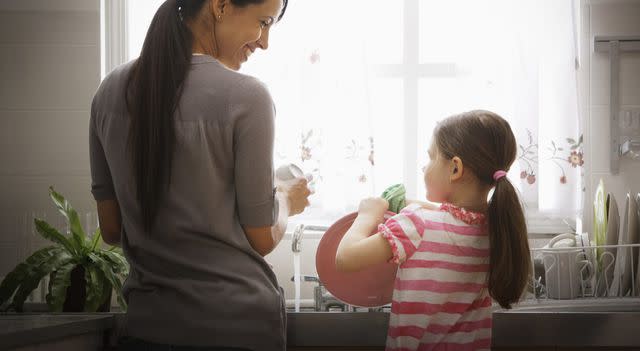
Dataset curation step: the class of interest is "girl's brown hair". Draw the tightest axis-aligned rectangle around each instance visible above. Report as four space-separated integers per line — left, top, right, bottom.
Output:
433 110 531 309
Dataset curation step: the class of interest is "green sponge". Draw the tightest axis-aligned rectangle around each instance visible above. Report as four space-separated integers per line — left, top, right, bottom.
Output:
381 184 406 214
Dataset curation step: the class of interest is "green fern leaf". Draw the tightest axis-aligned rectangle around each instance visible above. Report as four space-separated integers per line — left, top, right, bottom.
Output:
96 251 129 276
88 253 126 310
48 261 77 312
0 247 63 307
34 219 77 256
84 265 107 312
11 254 73 312
90 227 103 252
48 186 86 253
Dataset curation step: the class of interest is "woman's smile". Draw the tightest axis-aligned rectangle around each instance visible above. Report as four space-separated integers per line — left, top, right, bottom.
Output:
243 45 254 61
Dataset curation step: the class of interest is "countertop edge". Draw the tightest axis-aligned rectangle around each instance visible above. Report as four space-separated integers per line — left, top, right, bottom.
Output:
0 314 115 349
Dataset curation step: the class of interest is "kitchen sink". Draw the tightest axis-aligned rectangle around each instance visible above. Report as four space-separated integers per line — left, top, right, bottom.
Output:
287 311 388 347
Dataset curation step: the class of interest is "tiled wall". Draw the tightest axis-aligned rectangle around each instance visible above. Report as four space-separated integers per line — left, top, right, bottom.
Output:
0 0 101 291
580 0 640 234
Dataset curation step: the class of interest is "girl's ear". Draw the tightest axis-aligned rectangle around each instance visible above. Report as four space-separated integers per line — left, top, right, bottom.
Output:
450 156 464 182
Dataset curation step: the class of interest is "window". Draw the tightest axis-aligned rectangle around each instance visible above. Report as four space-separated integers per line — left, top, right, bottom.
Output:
102 0 583 233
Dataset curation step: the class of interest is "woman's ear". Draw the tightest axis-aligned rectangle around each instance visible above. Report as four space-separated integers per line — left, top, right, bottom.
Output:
450 156 464 182
210 0 227 19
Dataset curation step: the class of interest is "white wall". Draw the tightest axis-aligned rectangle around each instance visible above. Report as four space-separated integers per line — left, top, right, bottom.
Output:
0 0 101 286
580 0 640 234
266 234 321 307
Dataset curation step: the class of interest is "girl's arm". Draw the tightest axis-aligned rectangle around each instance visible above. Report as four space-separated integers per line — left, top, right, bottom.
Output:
335 198 394 272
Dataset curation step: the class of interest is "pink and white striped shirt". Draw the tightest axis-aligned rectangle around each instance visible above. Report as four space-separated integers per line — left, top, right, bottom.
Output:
378 203 491 351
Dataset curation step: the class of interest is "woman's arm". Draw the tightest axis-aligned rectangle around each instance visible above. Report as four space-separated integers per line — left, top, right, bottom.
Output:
243 192 289 256
243 177 310 256
96 199 122 246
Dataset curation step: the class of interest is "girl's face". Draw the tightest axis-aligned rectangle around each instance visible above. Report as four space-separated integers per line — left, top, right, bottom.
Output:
423 142 453 203
214 0 282 70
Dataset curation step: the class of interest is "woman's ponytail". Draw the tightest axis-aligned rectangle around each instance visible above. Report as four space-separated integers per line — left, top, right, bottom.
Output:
126 0 206 233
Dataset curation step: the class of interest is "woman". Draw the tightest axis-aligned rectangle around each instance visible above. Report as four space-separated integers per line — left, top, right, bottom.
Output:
89 0 308 350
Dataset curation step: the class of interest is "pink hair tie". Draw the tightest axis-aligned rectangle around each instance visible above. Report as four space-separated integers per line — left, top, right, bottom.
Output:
493 170 507 181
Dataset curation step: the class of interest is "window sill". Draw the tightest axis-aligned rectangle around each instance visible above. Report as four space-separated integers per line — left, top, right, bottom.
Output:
282 211 577 240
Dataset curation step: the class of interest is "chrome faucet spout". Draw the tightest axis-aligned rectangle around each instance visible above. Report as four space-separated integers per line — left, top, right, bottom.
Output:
292 224 305 253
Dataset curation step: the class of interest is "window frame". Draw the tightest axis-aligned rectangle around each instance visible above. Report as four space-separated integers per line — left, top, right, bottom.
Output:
101 0 575 236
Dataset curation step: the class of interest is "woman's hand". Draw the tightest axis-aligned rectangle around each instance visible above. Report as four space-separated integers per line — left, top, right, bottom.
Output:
357 197 389 224
276 176 312 216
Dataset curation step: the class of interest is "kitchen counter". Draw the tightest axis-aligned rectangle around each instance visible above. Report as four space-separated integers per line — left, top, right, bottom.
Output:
287 311 388 348
0 313 114 350
492 299 640 350
4 300 640 350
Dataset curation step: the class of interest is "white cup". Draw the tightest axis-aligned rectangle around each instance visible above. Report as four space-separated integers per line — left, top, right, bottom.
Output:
275 163 304 181
542 234 594 299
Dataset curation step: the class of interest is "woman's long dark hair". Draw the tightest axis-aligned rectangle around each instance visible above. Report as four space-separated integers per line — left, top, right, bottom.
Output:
434 110 531 309
126 0 288 233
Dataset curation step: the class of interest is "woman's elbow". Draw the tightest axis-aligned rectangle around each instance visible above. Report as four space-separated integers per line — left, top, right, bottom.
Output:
101 230 121 246
254 244 275 257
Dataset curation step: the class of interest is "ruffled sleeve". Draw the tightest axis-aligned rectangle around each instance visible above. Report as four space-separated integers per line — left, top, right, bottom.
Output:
378 205 426 264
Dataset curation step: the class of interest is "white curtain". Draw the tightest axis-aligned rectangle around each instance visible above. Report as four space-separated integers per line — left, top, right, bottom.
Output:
240 0 584 225
95 0 578 226
242 0 397 225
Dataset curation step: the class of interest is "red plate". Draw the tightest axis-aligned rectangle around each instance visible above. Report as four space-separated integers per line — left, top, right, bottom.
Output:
316 211 398 307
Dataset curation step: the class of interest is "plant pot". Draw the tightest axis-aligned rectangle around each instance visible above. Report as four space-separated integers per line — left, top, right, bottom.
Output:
49 265 112 312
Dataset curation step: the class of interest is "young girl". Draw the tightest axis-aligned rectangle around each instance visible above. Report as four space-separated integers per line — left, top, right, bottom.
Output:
336 110 531 351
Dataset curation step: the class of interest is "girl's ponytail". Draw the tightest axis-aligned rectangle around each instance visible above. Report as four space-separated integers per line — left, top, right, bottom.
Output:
434 110 531 309
487 177 530 309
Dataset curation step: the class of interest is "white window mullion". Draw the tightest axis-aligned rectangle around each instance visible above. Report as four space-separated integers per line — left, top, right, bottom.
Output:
101 0 128 78
403 0 420 198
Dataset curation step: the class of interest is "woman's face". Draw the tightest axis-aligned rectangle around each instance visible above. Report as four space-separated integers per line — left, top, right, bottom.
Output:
214 0 283 70
423 142 453 203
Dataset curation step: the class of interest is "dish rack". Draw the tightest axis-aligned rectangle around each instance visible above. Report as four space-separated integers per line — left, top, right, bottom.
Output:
526 243 640 301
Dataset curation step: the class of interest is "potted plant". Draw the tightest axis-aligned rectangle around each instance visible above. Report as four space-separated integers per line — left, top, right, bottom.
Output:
0 187 128 312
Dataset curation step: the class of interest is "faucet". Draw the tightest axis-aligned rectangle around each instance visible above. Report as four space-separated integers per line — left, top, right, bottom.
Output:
291 224 304 253
290 274 351 312
289 223 354 312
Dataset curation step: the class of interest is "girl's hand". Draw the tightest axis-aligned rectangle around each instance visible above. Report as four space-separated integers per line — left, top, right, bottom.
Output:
357 197 389 223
